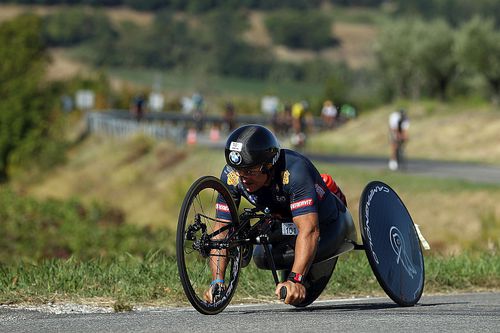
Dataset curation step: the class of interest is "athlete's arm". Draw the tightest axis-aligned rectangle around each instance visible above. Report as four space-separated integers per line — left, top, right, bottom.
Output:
291 212 320 276
275 212 319 305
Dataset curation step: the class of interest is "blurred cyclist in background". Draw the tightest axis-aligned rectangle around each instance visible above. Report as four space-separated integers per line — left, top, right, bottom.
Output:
388 108 410 171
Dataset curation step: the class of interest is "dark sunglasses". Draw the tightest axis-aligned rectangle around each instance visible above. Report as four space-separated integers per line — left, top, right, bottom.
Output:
235 166 263 176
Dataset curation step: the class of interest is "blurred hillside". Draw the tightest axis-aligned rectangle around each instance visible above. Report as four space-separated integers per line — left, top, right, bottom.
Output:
2 1 500 221
0 4 379 69
21 135 225 229
309 102 500 165
2 0 500 111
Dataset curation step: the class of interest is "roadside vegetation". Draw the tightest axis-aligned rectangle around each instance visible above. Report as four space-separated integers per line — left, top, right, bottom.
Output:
1 249 498 309
18 135 500 254
2 138 500 308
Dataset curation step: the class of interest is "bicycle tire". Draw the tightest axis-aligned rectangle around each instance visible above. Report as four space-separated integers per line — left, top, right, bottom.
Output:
396 142 406 170
176 176 241 315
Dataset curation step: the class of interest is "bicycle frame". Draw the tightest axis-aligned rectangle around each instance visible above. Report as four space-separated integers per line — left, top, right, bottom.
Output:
189 206 286 284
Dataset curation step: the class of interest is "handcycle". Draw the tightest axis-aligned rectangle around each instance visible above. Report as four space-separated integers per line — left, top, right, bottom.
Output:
176 176 426 315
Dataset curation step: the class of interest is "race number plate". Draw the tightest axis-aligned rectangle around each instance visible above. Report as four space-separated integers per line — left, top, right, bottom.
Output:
281 222 298 236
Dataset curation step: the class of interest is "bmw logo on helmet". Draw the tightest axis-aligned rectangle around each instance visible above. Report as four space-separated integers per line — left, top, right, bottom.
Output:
229 151 242 165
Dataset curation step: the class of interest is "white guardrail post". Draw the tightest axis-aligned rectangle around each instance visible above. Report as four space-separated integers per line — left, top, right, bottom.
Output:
86 111 185 143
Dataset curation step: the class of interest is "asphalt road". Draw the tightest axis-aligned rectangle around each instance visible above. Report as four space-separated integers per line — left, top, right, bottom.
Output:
90 111 500 185
195 134 500 185
1 292 499 332
307 153 500 185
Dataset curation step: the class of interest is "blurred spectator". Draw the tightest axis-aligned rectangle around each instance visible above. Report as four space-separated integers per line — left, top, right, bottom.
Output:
339 104 357 123
223 102 236 132
181 96 194 114
272 103 293 136
131 93 146 122
61 94 73 113
290 100 309 149
148 92 164 112
321 100 338 129
192 92 205 131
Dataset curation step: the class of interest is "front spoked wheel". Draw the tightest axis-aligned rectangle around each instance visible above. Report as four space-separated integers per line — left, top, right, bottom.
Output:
176 176 241 315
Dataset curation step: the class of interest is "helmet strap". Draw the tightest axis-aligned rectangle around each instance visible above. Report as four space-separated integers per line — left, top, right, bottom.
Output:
260 164 274 186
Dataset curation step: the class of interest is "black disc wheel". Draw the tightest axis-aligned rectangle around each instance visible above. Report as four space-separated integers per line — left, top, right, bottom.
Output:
359 181 424 306
176 176 241 315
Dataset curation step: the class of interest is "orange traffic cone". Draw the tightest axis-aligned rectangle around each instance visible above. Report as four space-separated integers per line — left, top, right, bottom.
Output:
187 128 197 145
209 126 220 142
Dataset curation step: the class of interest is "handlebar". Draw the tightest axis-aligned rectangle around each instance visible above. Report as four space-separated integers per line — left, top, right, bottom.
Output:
240 207 272 221
279 286 287 300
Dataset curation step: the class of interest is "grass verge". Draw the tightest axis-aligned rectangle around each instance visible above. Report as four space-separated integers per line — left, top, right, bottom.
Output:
0 251 498 309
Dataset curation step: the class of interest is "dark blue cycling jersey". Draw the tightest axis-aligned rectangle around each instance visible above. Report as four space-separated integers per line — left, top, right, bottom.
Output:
216 149 339 225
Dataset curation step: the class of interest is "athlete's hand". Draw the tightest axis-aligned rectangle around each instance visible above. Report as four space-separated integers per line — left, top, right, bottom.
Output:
275 281 306 305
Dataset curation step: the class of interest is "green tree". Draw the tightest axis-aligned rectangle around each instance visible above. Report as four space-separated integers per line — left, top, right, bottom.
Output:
455 17 500 104
394 0 500 27
321 63 352 108
42 8 116 47
0 15 61 182
265 10 334 50
374 20 419 99
375 19 458 100
412 19 457 100
197 10 273 78
150 12 194 69
93 12 195 69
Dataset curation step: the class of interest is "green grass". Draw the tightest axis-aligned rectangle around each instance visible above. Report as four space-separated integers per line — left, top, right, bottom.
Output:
0 254 182 306
0 251 498 308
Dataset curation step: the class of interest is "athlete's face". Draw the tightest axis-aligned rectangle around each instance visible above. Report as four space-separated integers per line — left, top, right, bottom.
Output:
235 166 268 192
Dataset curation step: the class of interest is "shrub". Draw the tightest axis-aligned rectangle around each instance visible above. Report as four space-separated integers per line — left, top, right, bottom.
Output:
265 10 335 50
0 188 173 264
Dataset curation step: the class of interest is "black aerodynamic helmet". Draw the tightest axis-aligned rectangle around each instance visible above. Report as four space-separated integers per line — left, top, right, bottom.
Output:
224 124 280 169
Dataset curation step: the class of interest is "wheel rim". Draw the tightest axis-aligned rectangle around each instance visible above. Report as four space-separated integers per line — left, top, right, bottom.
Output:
177 177 241 314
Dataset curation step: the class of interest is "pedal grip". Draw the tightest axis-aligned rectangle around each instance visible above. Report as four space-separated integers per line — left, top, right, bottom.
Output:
279 286 287 300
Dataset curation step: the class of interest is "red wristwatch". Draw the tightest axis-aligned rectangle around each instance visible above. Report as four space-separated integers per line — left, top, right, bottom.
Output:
287 272 304 284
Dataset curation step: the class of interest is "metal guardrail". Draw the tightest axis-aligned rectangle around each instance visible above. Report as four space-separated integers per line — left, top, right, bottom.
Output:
87 111 186 142
102 109 273 124
86 109 331 142
86 109 280 141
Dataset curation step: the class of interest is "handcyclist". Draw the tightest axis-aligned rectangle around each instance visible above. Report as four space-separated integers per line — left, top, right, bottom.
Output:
388 108 410 171
205 124 348 305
